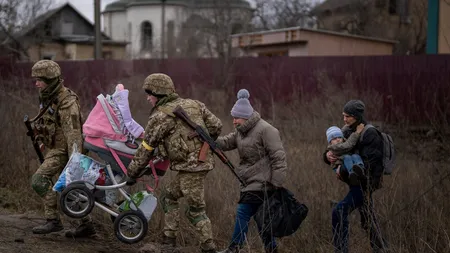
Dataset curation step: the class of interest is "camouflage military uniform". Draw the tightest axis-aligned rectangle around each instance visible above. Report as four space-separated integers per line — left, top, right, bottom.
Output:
127 73 222 253
29 60 96 237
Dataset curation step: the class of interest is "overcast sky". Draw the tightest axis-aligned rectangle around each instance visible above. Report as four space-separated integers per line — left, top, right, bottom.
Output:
55 0 322 24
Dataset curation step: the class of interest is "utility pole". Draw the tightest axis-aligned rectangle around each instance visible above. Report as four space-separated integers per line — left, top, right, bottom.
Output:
161 0 166 59
94 0 102 59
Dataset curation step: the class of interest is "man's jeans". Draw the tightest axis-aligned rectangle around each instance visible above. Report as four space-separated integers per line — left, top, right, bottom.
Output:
332 186 388 253
229 203 277 250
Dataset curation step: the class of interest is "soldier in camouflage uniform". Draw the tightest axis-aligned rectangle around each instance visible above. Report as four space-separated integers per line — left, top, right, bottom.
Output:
126 73 222 253
30 60 97 238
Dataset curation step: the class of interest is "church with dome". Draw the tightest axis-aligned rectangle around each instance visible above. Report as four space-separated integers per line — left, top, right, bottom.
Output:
102 0 253 59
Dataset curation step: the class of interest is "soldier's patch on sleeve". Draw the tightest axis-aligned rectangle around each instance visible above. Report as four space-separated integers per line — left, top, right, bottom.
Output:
71 114 80 129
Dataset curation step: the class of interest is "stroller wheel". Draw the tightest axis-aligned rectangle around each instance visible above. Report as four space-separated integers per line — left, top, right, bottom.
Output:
114 210 148 244
60 183 95 219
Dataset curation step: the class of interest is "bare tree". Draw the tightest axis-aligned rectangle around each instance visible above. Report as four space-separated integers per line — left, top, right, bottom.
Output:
316 0 385 36
395 0 427 54
175 0 252 59
313 0 428 55
253 0 315 31
0 0 54 59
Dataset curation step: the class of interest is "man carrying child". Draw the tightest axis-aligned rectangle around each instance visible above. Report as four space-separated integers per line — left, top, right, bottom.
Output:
323 99 389 253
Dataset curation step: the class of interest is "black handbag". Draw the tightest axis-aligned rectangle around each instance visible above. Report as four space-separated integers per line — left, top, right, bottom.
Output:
254 187 308 238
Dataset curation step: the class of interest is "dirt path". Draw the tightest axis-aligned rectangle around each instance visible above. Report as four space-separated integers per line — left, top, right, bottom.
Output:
0 208 151 253
0 207 202 253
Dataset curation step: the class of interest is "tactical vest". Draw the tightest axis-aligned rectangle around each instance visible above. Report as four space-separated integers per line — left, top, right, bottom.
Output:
33 88 79 149
156 98 209 164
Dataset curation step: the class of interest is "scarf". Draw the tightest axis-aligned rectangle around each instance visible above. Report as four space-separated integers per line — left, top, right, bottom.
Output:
150 93 180 114
236 111 261 134
39 78 62 106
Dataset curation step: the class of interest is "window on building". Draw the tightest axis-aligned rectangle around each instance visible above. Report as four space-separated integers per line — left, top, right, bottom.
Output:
103 51 113 59
141 21 153 50
389 0 397 14
167 21 175 57
44 21 52 37
42 53 55 60
128 22 132 42
62 21 73 35
375 0 386 8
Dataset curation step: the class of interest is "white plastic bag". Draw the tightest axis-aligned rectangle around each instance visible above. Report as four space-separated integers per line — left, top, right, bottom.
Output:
53 144 105 192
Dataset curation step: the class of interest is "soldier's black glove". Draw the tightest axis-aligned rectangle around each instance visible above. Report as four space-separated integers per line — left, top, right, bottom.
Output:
126 176 137 186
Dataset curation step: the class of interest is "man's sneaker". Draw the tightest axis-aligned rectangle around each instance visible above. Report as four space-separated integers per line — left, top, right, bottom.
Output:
32 219 64 234
65 222 97 238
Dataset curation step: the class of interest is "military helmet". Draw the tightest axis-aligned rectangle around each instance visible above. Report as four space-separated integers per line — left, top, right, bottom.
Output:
143 73 175 96
31 60 61 79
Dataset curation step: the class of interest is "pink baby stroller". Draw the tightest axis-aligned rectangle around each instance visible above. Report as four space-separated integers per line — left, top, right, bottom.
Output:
57 84 169 244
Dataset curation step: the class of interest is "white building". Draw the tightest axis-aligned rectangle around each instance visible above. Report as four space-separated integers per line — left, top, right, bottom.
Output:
102 0 253 59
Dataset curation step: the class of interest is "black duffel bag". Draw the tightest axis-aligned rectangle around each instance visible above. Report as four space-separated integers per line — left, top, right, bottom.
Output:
254 187 308 238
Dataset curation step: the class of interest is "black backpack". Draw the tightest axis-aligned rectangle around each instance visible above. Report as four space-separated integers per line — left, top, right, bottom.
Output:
360 124 396 175
254 187 308 238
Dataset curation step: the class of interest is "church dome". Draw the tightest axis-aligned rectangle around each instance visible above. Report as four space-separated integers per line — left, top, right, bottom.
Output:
103 0 131 12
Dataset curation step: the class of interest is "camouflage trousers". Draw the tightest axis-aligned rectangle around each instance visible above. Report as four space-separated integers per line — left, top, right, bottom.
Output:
31 151 92 224
161 170 215 251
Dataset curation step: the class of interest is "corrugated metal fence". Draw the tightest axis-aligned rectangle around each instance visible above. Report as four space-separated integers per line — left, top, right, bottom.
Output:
1 55 449 125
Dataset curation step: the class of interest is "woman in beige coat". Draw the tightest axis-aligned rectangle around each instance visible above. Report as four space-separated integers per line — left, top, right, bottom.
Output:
216 89 287 253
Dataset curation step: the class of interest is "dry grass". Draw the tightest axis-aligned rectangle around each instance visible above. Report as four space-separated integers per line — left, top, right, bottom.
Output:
0 74 449 253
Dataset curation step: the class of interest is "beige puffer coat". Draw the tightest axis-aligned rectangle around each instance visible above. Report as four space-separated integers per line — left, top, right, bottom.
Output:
216 111 287 192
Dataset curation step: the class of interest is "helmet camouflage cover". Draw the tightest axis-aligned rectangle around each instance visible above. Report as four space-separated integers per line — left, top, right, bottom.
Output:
31 60 61 79
143 73 175 96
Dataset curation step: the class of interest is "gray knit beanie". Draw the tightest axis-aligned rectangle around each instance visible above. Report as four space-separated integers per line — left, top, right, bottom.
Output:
231 89 253 119
343 99 365 121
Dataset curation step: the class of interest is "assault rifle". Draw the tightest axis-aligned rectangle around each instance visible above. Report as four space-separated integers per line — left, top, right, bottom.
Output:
24 113 47 164
172 105 246 186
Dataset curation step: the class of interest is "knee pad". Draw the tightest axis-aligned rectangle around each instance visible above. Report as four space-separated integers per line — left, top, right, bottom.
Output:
185 206 208 225
160 190 178 213
31 174 52 197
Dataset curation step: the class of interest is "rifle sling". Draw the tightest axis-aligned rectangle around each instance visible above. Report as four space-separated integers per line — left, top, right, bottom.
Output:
29 89 73 123
29 94 61 123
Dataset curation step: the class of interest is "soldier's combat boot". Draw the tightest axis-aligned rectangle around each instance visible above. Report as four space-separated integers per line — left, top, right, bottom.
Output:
160 235 178 253
32 219 64 234
161 235 176 246
65 221 97 238
201 238 218 253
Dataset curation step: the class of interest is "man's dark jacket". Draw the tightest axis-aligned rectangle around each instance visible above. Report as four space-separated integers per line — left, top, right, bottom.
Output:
323 122 384 191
